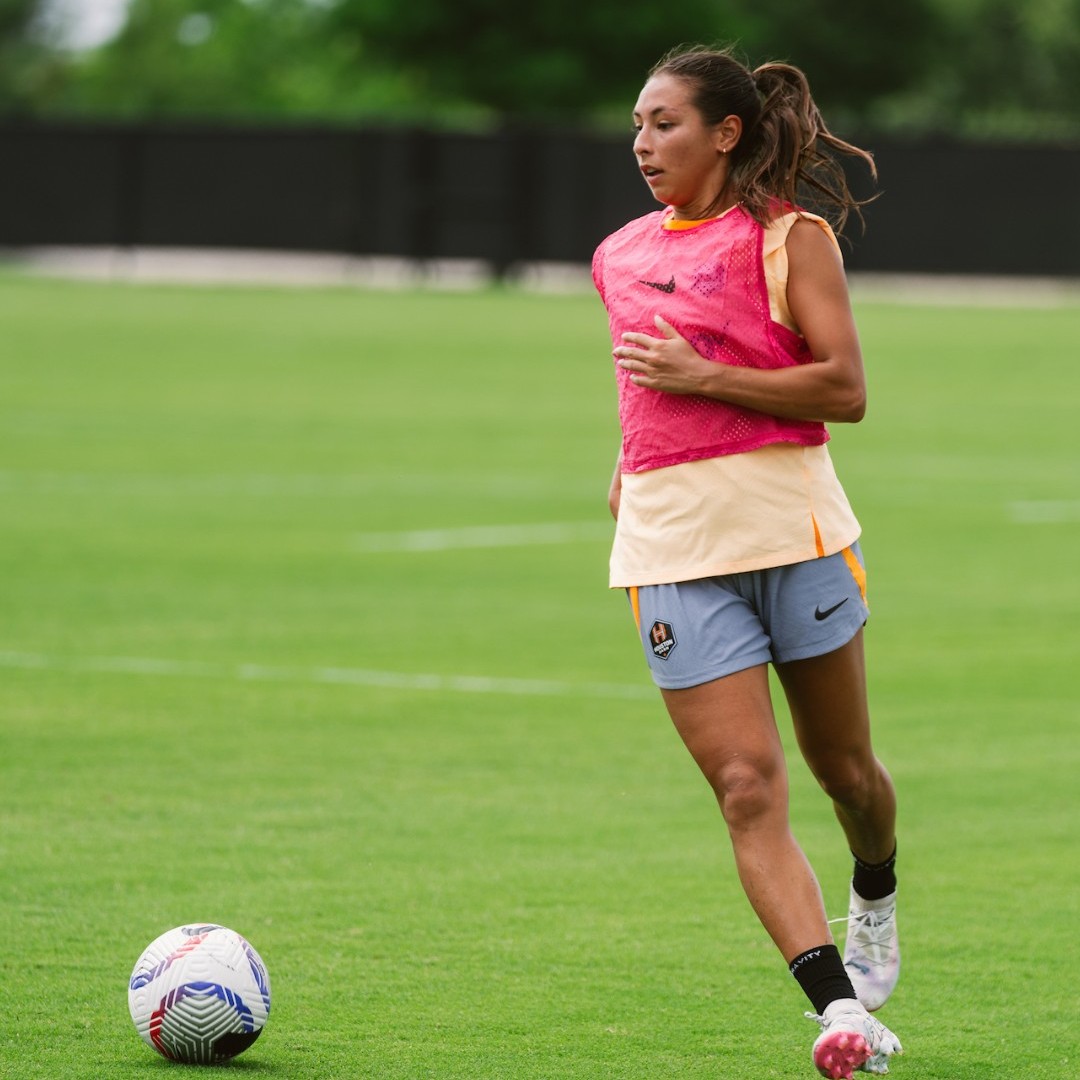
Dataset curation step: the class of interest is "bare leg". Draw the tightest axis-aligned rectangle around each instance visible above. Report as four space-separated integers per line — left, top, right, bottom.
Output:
660 664 832 963
775 630 896 865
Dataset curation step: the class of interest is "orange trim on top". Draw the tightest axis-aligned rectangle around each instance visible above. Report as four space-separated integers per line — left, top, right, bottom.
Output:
663 216 719 231
811 514 826 559
661 205 739 231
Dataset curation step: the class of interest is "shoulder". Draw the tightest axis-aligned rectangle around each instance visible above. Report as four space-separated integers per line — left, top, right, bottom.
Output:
763 210 841 261
785 215 846 282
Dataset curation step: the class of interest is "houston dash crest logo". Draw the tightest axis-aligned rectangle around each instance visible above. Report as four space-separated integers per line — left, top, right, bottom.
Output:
649 620 676 660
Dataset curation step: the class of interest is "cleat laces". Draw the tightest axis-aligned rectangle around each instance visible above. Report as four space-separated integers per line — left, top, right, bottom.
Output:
835 904 897 970
830 889 900 1012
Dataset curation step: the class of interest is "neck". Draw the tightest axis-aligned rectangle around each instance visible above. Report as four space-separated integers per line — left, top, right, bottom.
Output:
670 187 739 222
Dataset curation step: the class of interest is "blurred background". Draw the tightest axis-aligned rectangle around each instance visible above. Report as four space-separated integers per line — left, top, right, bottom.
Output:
2 0 1078 277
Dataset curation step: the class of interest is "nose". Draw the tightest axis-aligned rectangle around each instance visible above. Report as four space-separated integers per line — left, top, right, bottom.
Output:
633 127 650 157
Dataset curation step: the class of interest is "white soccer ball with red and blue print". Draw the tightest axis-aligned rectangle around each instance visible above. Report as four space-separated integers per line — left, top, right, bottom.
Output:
128 924 271 1064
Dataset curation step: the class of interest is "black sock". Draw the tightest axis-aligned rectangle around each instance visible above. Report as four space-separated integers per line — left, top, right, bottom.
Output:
789 944 856 1015
852 844 897 901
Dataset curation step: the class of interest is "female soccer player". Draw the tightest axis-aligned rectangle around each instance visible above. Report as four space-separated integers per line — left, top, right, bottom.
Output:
592 46 902 1079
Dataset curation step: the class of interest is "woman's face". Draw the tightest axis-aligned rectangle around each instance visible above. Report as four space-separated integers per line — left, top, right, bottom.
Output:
632 73 734 219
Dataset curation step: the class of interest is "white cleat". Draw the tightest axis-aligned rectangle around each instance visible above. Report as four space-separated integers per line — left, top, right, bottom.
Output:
807 998 903 1077
842 886 900 1012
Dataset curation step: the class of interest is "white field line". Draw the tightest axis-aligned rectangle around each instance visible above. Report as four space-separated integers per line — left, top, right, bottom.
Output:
353 522 612 553
1008 500 1080 524
0 470 596 501
0 650 651 701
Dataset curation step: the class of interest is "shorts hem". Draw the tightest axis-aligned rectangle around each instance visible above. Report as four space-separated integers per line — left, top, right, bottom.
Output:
648 650 773 690
770 616 866 665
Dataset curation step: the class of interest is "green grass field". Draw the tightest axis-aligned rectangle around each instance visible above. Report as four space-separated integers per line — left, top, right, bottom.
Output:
1 270 1077 1079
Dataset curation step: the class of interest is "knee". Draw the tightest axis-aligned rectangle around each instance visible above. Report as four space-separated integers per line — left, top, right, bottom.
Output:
814 756 880 809
709 759 783 831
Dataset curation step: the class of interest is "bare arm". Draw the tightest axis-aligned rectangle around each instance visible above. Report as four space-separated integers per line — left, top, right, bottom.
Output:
613 218 867 423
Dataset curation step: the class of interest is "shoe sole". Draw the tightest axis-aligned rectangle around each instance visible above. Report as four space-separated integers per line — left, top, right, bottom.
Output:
814 1030 872 1079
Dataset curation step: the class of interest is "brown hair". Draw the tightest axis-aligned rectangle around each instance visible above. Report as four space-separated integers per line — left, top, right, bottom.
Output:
648 44 877 234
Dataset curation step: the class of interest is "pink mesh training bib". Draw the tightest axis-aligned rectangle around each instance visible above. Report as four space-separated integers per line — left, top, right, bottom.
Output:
593 206 828 474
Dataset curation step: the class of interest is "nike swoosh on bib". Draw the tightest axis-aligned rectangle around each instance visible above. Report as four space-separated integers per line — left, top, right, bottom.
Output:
638 276 675 293
814 598 850 621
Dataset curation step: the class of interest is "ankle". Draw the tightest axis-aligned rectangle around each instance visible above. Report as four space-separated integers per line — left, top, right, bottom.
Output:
789 945 858 1015
851 843 897 901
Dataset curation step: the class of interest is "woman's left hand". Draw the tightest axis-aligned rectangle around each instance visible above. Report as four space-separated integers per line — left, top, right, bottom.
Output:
614 316 716 395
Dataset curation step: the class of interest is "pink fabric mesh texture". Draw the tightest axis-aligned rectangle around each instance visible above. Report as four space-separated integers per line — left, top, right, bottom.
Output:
593 208 827 474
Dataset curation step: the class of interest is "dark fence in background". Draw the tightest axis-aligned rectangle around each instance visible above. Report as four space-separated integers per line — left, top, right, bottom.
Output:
1 121 1077 276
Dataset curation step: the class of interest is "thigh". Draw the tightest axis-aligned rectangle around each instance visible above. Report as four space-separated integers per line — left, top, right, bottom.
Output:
660 663 786 791
774 629 875 777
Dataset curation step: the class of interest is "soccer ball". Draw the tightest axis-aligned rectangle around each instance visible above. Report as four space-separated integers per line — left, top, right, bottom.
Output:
128 924 271 1064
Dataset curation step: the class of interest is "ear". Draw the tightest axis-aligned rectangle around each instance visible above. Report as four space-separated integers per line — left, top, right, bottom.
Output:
713 114 743 155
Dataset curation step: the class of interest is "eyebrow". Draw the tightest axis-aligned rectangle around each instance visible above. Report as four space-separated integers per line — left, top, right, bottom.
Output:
632 105 677 120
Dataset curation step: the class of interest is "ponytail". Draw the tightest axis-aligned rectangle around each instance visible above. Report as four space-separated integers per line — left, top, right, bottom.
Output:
741 62 876 234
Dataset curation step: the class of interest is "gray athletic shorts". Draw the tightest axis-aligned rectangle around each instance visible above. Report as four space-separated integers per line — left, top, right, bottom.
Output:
627 543 868 690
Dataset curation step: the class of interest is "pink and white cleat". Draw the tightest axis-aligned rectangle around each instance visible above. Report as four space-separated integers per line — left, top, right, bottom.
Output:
807 998 902 1077
843 887 900 1012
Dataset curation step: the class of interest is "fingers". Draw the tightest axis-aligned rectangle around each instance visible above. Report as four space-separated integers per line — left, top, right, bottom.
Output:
619 319 679 347
619 331 660 350
613 342 651 373
615 319 685 388
615 354 650 383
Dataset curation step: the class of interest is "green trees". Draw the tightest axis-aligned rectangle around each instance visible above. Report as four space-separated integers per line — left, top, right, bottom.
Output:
0 0 53 112
2 0 1077 137
323 0 725 118
19 0 395 120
